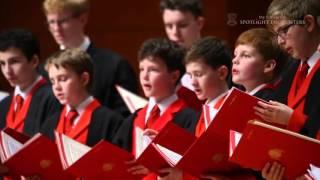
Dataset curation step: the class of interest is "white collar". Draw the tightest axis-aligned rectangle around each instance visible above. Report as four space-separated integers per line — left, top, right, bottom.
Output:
304 51 320 74
206 90 229 108
60 36 91 51
66 95 94 115
147 94 178 116
247 83 267 96
14 76 42 99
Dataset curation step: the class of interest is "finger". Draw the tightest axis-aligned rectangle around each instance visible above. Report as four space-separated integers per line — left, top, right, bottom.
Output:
125 159 137 165
277 166 285 180
143 129 158 136
262 162 271 178
127 165 144 173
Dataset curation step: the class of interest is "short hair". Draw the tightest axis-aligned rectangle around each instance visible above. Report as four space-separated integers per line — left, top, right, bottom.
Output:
185 36 232 79
266 0 320 29
160 0 203 18
138 38 186 82
235 28 286 80
43 0 90 16
45 48 93 91
0 28 40 62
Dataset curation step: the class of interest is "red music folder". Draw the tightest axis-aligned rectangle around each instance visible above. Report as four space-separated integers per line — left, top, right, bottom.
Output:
0 129 71 179
135 122 197 173
138 88 263 177
55 132 142 179
229 120 320 179
206 87 265 139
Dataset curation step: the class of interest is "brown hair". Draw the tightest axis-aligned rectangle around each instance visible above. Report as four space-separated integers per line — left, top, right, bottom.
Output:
235 28 285 80
45 48 93 91
43 0 90 16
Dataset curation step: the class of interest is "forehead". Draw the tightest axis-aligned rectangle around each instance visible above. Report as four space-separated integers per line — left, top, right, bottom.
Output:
140 56 166 66
46 10 73 19
162 9 195 22
235 44 256 52
186 61 207 71
0 47 26 61
269 17 290 32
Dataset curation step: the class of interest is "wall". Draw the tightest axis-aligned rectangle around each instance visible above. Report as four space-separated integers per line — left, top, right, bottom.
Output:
0 0 271 92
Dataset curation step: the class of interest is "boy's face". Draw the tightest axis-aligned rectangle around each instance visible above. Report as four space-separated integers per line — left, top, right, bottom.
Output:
272 18 312 60
186 61 225 101
162 9 203 49
48 65 88 107
139 57 178 102
0 47 38 90
46 10 87 48
232 44 271 89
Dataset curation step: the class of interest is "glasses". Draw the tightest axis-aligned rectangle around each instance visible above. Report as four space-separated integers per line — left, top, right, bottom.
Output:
275 23 296 39
46 15 75 28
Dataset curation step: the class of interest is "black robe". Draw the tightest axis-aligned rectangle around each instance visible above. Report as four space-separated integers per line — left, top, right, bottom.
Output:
0 84 60 137
41 106 123 147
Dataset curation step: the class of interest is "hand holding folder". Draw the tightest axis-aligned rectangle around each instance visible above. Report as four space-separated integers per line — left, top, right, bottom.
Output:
229 120 320 179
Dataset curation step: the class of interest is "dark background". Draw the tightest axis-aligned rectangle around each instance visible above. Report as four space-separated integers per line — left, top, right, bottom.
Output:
0 0 272 92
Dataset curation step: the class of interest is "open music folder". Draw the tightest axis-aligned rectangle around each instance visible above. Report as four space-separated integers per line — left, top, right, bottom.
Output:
115 85 148 113
0 128 71 179
229 120 320 179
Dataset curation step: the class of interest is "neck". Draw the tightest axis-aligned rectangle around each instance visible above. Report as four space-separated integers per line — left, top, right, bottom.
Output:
64 35 85 48
69 92 90 108
19 73 38 91
207 83 228 102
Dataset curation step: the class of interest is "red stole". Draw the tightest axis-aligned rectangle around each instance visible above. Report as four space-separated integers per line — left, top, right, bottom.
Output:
132 99 187 180
287 59 320 132
6 79 46 133
195 95 226 138
56 99 100 144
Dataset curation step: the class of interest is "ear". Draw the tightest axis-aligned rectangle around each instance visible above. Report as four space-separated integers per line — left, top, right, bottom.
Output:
263 59 276 74
304 15 317 32
217 65 229 80
196 16 205 31
170 70 181 85
30 55 39 69
80 72 90 87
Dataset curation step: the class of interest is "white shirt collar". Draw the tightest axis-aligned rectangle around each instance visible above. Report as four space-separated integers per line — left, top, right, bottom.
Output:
206 90 229 108
247 83 267 96
60 36 91 51
14 75 42 99
305 51 320 74
66 95 94 115
146 94 178 121
66 96 94 126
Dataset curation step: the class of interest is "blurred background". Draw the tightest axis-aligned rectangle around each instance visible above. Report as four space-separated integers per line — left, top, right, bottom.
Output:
0 0 272 92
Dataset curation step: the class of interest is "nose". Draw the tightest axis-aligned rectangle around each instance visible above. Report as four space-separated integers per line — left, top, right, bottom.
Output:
190 75 198 87
277 35 285 46
232 56 239 65
53 81 62 91
140 69 148 81
171 26 181 38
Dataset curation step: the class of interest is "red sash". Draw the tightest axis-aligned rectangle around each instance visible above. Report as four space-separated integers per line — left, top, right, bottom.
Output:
6 78 46 132
287 59 320 132
56 99 100 144
195 94 227 137
132 99 187 180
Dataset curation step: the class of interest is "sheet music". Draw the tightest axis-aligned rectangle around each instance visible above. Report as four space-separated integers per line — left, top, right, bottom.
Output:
308 164 320 180
1 131 23 159
135 127 152 157
61 134 91 166
154 143 182 166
